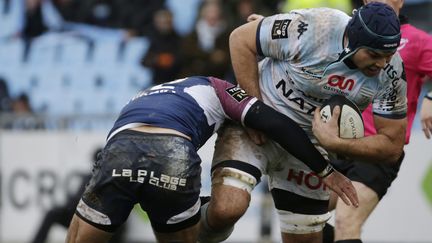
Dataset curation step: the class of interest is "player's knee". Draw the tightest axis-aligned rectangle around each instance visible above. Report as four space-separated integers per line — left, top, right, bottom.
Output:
209 198 247 225
209 166 257 224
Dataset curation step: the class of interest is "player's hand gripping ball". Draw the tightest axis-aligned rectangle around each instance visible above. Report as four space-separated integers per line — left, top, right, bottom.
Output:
320 95 364 139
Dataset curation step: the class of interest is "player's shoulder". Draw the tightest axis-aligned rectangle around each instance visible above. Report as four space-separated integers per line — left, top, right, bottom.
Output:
389 52 403 68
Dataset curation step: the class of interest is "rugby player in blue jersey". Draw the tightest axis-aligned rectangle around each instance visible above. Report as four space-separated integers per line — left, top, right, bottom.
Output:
65 76 357 243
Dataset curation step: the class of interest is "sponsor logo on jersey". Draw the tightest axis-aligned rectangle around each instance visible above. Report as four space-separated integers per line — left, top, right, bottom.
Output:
226 86 249 102
323 75 355 96
272 19 291 39
326 75 355 90
297 21 308 39
112 169 186 191
275 78 323 115
380 63 404 111
286 168 328 191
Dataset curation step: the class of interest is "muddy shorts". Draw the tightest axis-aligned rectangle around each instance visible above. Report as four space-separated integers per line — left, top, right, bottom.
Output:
76 130 202 233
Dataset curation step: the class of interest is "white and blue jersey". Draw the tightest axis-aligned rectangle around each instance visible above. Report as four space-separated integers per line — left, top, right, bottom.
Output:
108 76 257 148
256 8 407 134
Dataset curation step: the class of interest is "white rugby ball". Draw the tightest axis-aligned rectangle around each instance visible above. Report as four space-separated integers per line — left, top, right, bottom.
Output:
320 95 364 139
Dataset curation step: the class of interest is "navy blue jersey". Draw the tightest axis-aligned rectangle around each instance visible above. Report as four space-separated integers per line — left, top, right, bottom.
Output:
108 76 257 149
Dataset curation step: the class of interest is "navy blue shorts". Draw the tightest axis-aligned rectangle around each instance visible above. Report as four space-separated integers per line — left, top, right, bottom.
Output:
77 130 202 233
331 152 404 199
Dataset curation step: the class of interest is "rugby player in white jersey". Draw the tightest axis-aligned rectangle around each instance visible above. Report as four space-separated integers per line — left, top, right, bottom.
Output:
199 2 407 243
65 76 357 243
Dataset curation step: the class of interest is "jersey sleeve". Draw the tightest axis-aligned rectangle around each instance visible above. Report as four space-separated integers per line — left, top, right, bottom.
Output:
208 77 257 123
372 55 407 118
257 12 303 60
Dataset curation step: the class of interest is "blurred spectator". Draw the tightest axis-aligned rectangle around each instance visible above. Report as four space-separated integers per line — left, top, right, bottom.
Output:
142 8 182 84
2 93 45 129
52 0 119 28
113 0 166 36
0 78 12 112
50 0 164 38
51 0 80 22
223 0 280 27
11 93 32 113
227 0 257 27
23 0 48 38
30 147 126 243
180 0 232 79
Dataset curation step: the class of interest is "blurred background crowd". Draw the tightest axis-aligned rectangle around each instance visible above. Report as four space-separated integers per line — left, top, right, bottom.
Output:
0 0 431 131
1 1 432 243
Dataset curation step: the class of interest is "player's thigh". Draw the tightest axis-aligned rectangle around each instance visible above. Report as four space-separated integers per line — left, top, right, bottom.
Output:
211 122 273 218
153 223 200 243
335 181 379 228
66 214 112 243
268 146 331 238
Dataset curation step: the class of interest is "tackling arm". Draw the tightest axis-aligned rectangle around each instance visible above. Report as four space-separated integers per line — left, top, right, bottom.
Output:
244 101 359 207
244 100 331 174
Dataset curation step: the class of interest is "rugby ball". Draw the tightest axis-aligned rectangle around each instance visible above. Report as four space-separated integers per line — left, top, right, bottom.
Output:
319 95 364 139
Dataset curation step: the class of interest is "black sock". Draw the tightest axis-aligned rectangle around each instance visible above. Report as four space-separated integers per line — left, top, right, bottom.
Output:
335 240 362 243
323 223 334 243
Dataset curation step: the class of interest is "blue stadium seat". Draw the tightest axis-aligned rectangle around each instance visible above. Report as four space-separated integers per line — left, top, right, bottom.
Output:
120 37 150 65
26 33 62 66
0 66 31 96
57 36 90 67
0 39 24 66
90 39 121 68
0 0 25 38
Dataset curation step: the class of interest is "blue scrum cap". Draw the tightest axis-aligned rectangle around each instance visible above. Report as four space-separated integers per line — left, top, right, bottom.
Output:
346 2 401 52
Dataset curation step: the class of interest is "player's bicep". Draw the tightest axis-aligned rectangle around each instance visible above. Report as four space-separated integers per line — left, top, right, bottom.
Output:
258 13 300 60
230 19 260 56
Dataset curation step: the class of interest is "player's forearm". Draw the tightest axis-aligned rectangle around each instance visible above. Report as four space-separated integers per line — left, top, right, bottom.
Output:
229 23 261 99
328 133 404 163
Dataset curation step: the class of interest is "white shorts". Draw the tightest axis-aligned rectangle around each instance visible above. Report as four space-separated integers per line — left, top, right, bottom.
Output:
212 122 331 234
